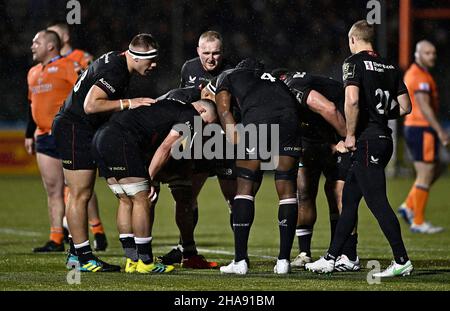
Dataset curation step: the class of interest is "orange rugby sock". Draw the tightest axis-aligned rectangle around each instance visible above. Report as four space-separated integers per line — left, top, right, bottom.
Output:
405 186 416 210
413 185 429 225
89 219 105 235
50 227 64 244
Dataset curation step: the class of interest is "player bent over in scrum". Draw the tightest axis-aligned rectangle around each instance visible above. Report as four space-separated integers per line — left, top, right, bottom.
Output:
215 59 301 275
92 98 217 273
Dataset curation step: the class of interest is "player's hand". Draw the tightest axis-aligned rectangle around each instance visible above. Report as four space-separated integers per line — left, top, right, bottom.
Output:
344 135 356 151
129 97 156 109
335 140 348 153
148 185 158 202
438 129 449 147
24 138 35 155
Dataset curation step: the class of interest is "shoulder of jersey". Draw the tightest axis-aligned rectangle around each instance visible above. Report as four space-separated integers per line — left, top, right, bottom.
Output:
28 63 42 74
183 57 201 69
344 53 362 64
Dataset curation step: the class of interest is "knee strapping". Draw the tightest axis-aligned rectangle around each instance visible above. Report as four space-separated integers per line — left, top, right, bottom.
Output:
236 167 258 182
275 168 298 180
121 180 149 196
108 184 125 197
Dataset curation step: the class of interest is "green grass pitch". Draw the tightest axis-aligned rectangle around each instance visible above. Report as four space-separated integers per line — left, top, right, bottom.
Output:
0 175 449 291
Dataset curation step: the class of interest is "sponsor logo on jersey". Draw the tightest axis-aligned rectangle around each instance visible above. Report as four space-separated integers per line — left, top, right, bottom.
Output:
47 66 59 73
99 78 116 93
363 61 395 73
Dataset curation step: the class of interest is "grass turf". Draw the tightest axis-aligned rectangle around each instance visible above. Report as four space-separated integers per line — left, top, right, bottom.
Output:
0 175 449 291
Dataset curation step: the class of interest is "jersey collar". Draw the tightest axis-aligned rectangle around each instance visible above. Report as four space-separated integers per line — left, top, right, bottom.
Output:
360 50 378 57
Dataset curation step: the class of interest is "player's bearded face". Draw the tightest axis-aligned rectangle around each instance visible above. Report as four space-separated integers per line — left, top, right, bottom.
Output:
198 40 222 72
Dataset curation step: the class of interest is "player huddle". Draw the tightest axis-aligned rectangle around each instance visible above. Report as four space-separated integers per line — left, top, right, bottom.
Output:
26 18 447 277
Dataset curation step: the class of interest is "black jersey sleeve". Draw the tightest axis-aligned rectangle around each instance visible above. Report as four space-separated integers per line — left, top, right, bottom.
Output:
396 71 408 96
215 71 233 94
171 108 196 136
205 76 218 95
342 57 363 87
179 62 188 87
94 69 129 98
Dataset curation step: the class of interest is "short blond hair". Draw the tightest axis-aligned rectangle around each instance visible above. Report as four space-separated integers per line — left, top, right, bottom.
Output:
349 20 374 43
199 31 222 44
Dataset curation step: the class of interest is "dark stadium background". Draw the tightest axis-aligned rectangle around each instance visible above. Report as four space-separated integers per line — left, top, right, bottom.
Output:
1 0 449 127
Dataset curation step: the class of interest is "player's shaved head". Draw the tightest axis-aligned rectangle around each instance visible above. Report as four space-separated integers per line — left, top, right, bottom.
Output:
31 30 61 63
43 30 62 51
349 20 374 44
47 21 71 47
47 20 70 35
415 40 435 53
130 33 159 51
415 40 436 68
193 99 217 123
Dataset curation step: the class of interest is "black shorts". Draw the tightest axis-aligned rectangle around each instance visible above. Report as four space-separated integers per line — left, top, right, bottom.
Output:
351 137 393 171
35 133 60 159
239 114 301 160
52 114 96 170
92 123 148 180
153 158 192 189
215 158 236 180
299 140 350 181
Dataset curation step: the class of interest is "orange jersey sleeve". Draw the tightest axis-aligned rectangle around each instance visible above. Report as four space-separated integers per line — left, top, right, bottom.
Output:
66 49 93 73
404 63 439 127
27 57 77 136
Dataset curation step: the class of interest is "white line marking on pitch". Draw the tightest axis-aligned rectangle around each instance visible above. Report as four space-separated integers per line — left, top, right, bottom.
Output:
197 248 277 260
0 228 43 237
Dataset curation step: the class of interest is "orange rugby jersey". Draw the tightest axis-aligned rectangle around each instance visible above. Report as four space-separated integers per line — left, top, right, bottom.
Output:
404 63 439 127
27 56 78 136
64 49 93 73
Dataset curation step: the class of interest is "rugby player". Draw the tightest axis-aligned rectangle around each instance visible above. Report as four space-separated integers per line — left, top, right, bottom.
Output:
306 20 413 277
47 21 93 73
47 21 107 250
52 34 158 272
26 30 77 252
215 59 301 275
92 87 216 272
272 70 359 271
159 30 235 265
399 40 448 233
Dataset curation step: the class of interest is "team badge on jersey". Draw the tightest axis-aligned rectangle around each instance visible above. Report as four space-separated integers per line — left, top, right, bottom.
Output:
342 62 355 80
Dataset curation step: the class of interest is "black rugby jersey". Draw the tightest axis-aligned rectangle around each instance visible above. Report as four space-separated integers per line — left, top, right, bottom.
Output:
215 68 298 123
109 100 199 154
284 72 344 142
342 50 407 140
180 57 233 88
156 86 201 105
60 51 130 129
